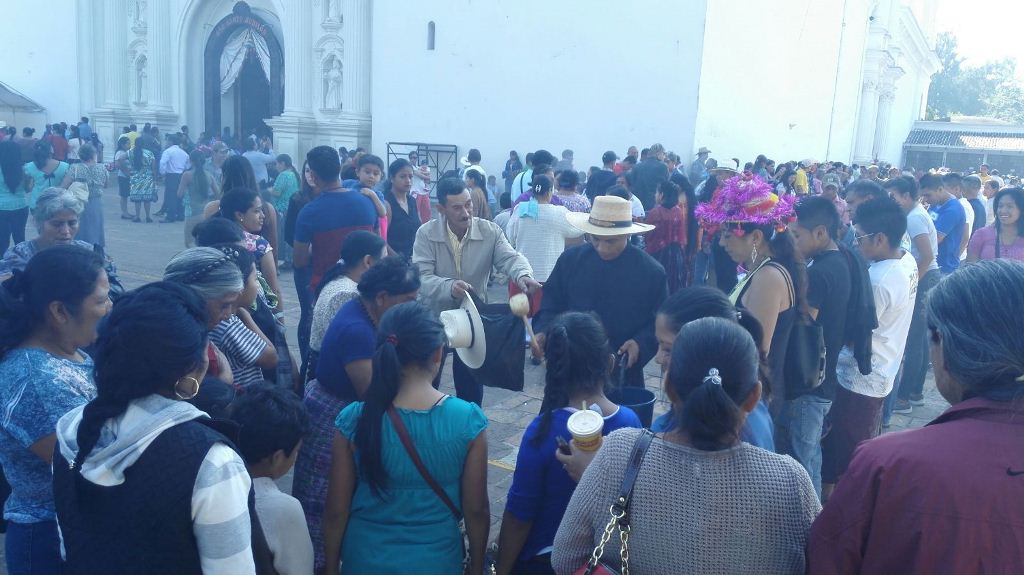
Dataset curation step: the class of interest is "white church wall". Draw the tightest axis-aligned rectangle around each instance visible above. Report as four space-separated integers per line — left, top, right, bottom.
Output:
693 0 873 166
4 0 80 129
370 0 708 179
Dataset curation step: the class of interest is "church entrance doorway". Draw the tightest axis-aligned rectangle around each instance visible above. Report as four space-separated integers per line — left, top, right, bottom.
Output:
204 2 283 143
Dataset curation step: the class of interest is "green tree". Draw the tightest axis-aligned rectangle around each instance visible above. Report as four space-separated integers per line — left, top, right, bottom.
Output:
926 32 1022 121
986 82 1024 124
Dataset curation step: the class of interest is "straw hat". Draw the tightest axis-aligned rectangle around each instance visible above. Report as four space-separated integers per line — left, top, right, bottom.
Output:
439 296 486 369
566 196 653 236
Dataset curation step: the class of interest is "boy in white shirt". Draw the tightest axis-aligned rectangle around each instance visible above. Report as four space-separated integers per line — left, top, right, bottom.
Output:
822 197 917 498
230 384 314 575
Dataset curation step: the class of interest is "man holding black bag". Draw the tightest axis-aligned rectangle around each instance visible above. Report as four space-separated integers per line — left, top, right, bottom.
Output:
787 197 852 498
413 177 539 405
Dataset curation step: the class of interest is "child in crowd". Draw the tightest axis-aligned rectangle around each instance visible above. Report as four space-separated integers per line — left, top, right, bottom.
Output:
493 191 513 232
821 197 916 499
486 174 501 217
343 153 389 237
229 383 314 575
495 312 641 575
209 248 278 388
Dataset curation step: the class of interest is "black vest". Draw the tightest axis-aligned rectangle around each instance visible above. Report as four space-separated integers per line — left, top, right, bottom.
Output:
53 417 277 575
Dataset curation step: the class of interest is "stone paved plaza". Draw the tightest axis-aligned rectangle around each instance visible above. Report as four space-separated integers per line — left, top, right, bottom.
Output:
0 181 951 570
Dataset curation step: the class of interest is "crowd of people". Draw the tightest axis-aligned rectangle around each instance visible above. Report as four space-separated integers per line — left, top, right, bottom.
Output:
0 123 1023 575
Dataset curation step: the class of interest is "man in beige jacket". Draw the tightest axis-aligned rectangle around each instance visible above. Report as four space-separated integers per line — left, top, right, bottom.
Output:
413 176 539 404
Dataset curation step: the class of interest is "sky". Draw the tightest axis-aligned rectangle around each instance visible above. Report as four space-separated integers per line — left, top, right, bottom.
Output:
935 0 1024 79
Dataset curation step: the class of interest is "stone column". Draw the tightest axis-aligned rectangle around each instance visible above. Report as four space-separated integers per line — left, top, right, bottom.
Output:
103 0 130 110
344 0 372 116
283 0 314 116
872 88 895 162
853 78 880 164
146 0 172 112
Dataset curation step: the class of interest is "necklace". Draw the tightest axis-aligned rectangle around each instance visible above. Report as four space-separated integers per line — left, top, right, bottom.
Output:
358 297 377 327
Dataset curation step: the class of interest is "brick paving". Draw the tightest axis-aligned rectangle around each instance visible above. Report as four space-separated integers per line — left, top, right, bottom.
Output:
0 184 949 571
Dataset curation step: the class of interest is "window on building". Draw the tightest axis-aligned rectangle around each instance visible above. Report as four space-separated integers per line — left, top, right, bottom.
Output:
427 21 435 50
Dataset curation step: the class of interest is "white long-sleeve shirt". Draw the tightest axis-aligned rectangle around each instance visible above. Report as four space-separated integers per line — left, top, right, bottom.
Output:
159 145 190 175
253 477 314 575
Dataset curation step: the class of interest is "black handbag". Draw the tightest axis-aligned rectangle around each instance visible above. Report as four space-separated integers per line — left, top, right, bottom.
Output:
771 263 826 398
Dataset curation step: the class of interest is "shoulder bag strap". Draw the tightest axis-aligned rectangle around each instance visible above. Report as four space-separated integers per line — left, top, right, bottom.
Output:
766 261 796 309
615 429 655 520
386 405 463 520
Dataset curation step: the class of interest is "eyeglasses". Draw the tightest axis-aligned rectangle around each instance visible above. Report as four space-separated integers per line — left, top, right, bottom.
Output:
853 231 878 245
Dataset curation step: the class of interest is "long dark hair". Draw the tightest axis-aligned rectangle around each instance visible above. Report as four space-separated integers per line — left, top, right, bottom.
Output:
667 317 760 451
71 282 209 472
531 312 611 446
994 188 1024 237
276 153 299 184
465 169 486 192
354 302 446 495
385 158 413 197
0 141 23 191
315 230 387 300
0 245 104 359
221 155 258 195
185 150 207 199
131 139 147 169
737 222 808 314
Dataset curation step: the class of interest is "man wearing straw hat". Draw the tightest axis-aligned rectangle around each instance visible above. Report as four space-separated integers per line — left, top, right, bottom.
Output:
534 196 667 387
413 176 540 405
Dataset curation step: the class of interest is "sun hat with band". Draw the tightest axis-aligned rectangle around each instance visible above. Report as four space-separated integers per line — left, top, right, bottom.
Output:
694 173 796 236
566 195 653 236
440 295 486 369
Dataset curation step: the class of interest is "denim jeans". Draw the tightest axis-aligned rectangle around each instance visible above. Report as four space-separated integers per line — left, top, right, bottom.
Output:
776 394 832 499
294 266 313 369
5 520 63 575
0 207 29 254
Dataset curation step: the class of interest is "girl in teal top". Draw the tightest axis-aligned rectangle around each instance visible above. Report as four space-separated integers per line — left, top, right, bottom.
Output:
323 302 490 575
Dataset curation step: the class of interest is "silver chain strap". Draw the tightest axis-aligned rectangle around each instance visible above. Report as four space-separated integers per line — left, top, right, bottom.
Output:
583 498 628 574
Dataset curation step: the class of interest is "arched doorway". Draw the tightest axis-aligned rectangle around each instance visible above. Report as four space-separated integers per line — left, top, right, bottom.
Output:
204 1 284 141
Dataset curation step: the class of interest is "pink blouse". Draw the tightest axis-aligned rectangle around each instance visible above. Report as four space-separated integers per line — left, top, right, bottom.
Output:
967 225 1024 261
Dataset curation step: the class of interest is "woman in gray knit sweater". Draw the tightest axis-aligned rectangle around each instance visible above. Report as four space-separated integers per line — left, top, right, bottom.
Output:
551 318 819 574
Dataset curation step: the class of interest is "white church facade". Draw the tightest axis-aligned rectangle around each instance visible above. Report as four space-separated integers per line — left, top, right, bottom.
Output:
6 0 938 176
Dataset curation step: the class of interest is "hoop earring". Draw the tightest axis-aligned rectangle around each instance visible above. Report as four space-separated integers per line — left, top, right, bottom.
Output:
174 376 201 401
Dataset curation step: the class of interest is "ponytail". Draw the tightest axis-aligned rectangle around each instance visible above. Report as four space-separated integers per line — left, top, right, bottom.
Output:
667 317 760 451
530 174 553 198
531 312 610 447
353 302 446 496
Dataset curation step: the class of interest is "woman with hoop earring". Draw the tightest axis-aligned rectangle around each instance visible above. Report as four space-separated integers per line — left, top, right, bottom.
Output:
51 282 276 574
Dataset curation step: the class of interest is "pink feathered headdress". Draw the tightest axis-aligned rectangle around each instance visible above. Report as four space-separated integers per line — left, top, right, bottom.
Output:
695 174 796 235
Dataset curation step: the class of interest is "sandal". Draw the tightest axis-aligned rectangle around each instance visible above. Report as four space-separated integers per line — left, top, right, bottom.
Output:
132 217 141 223
121 214 134 220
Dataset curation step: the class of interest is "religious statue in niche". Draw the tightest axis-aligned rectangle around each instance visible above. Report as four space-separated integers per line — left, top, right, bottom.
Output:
323 58 343 110
324 0 342 23
136 59 148 104
132 0 147 29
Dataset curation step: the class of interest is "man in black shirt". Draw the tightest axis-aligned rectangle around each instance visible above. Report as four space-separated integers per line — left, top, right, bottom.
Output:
584 151 619 202
629 143 669 210
534 196 667 387
786 196 852 498
962 174 987 236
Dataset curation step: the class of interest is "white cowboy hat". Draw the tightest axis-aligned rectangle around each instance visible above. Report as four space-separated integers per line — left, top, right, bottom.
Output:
566 196 653 236
696 146 712 155
440 295 487 369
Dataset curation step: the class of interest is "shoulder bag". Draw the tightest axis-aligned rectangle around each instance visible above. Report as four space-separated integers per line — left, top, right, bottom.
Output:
575 429 654 575
768 262 826 398
387 404 470 572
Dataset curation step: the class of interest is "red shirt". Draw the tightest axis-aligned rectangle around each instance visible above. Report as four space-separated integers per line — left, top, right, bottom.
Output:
643 204 687 254
47 134 69 161
808 397 1024 574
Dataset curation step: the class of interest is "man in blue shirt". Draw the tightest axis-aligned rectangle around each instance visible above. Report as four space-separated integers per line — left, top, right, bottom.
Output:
920 173 965 274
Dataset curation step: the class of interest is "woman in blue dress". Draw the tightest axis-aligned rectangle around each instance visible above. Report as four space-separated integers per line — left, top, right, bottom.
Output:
22 140 69 211
323 302 490 575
